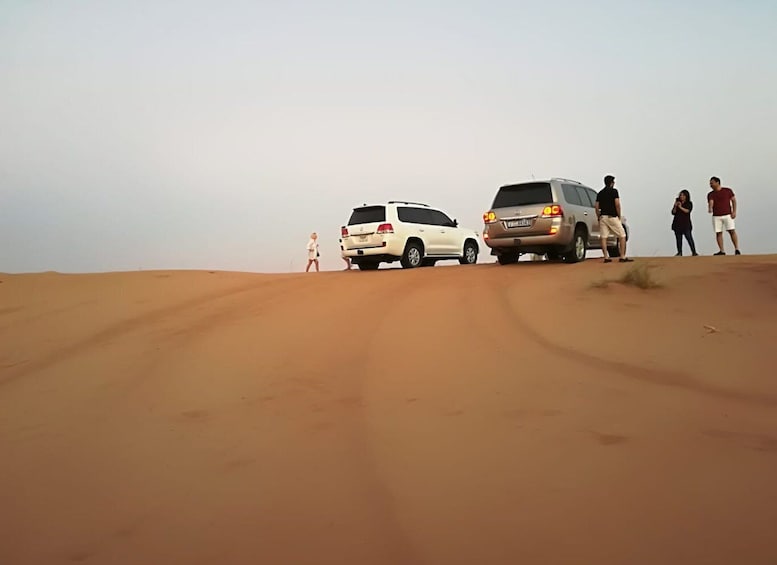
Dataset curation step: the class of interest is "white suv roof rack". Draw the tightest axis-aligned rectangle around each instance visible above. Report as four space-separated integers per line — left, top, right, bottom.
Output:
387 200 429 207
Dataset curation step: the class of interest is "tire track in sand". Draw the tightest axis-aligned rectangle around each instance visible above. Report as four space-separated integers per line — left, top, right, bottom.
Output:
0 276 309 387
496 279 777 409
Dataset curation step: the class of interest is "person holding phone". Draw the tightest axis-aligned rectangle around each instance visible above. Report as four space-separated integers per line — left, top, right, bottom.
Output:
671 189 698 256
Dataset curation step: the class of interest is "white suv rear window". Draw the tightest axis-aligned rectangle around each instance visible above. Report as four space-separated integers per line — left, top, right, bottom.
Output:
348 206 385 225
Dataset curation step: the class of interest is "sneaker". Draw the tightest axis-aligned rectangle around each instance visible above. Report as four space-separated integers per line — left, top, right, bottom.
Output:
674 253 682 257
619 258 634 263
692 252 699 256
603 258 613 263
714 251 726 256
735 249 741 255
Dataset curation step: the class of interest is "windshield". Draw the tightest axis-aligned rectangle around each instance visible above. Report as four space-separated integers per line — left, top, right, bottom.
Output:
492 182 553 208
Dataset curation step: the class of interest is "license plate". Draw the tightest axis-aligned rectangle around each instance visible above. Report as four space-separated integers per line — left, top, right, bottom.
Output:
506 219 532 228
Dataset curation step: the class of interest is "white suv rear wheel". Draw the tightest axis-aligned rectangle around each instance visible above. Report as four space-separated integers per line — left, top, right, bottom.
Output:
460 240 478 265
401 242 423 269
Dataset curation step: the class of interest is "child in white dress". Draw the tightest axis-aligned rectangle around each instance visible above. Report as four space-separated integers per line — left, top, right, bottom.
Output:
306 233 320 272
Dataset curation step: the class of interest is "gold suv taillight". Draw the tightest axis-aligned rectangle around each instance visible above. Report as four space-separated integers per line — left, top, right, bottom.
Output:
483 211 497 223
541 205 563 218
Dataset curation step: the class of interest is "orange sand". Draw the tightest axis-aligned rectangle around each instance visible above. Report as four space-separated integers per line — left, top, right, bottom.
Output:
2 256 776 564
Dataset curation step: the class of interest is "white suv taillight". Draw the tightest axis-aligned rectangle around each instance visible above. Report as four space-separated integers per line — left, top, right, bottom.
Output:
377 223 394 235
341 226 349 237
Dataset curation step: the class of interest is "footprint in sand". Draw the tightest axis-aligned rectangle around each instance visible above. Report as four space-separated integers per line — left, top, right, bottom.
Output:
180 409 209 421
588 430 630 446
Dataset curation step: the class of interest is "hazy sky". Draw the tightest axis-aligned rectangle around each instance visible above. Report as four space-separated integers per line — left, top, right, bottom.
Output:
2 0 776 273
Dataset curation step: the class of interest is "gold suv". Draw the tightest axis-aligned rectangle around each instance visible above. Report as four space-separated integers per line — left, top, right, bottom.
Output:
482 178 629 264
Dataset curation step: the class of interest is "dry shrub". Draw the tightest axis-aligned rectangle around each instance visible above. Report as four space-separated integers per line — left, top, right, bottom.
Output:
589 262 662 290
618 262 661 289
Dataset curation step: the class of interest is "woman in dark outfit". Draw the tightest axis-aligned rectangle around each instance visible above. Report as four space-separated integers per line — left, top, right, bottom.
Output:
671 189 698 256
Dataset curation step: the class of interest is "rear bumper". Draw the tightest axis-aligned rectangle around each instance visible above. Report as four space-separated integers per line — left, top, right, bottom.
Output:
484 224 573 254
342 238 404 259
349 253 401 264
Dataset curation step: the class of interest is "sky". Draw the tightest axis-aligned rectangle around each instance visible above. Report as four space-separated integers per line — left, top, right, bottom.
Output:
1 0 776 273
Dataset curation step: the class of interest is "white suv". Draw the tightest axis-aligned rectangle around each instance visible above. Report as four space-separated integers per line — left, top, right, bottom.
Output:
341 201 481 270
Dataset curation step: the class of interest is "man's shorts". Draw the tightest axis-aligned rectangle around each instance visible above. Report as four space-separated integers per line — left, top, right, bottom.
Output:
713 214 735 233
599 215 626 238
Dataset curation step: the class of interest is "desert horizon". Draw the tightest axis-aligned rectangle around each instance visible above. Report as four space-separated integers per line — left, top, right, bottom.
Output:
2 255 776 564
9 248 777 276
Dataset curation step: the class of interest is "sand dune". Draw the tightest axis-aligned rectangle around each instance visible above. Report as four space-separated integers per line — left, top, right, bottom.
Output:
2 257 777 565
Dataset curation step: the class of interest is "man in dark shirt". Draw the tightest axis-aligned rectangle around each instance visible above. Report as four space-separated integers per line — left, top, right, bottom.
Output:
595 175 633 263
707 176 740 255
